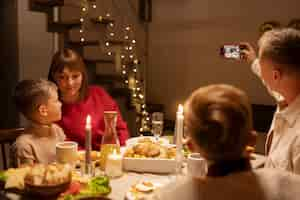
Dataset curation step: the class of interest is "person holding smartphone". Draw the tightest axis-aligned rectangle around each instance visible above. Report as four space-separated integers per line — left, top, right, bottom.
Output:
239 28 300 174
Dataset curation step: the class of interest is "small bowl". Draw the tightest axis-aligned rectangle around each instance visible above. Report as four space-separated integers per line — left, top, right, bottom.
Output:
25 180 71 197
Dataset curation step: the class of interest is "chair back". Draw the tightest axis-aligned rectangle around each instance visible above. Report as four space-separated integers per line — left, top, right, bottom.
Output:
0 128 24 170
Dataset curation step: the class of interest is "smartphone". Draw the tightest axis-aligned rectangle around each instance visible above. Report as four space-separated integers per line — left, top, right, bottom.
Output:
220 45 244 59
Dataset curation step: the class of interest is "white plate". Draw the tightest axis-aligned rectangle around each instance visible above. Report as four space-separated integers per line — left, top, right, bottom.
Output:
125 136 169 147
123 157 176 173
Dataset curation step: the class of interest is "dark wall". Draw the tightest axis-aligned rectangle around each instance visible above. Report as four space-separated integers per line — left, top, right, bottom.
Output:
0 0 20 128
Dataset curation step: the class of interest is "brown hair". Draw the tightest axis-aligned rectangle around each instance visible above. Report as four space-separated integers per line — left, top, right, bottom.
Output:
13 79 57 118
258 28 300 74
184 84 253 161
48 48 88 101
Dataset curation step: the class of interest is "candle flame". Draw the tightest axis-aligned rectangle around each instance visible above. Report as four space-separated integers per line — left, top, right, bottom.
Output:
86 115 91 124
113 149 117 155
178 104 183 113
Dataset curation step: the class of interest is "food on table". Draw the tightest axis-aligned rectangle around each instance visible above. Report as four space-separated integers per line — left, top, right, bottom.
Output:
125 181 161 200
61 176 111 200
124 140 176 159
77 151 101 162
25 164 71 186
3 167 31 189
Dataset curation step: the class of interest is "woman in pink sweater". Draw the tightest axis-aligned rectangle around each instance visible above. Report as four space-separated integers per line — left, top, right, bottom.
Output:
48 49 129 150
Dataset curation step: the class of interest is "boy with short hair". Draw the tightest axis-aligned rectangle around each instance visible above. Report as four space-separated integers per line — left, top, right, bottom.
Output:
13 79 65 166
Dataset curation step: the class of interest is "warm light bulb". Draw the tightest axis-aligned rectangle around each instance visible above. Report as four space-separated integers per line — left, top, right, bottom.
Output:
122 70 126 74
125 80 129 84
124 36 129 40
106 13 111 17
92 4 97 9
80 37 85 42
108 52 112 56
129 46 133 50
80 18 84 22
132 39 136 44
129 55 134 59
133 68 137 72
137 87 140 91
82 7 87 12
105 42 110 46
126 26 130 31
122 65 126 68
109 23 114 27
79 29 83 33
121 55 125 59
110 32 115 37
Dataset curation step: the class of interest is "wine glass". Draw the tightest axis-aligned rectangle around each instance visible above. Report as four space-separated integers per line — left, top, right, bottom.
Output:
151 112 164 141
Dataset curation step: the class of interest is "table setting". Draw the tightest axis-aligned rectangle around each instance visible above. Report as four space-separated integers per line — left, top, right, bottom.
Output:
0 106 266 200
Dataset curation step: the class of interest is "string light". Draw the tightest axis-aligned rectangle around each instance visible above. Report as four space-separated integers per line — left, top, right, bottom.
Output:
105 42 110 46
122 65 126 68
110 32 115 37
122 70 126 75
137 87 141 91
125 26 131 31
106 13 111 17
129 46 133 50
109 23 114 27
125 80 129 84
121 55 125 59
132 39 136 44
80 37 85 42
108 52 112 56
129 55 134 59
80 18 84 22
92 4 97 9
133 68 137 73
124 36 129 40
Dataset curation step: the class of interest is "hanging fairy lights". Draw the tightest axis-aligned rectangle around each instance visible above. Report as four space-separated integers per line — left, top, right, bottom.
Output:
79 0 89 43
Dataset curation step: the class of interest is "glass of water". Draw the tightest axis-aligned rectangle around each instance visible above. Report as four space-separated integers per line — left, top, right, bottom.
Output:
151 112 164 141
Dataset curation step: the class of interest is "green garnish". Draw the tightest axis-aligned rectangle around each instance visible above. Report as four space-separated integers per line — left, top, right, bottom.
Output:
64 176 111 200
0 171 7 182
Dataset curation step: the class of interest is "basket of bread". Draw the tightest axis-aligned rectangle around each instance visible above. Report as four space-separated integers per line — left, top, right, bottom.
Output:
0 163 71 197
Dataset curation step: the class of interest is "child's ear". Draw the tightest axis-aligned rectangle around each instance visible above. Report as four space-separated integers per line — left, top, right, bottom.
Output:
38 104 48 117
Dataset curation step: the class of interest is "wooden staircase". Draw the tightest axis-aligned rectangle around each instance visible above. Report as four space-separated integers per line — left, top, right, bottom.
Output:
28 0 148 136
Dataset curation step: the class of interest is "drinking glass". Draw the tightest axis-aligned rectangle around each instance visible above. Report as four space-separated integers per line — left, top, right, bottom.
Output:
151 112 164 141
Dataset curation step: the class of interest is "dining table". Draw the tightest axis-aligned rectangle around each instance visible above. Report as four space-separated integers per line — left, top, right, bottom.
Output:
1 153 266 200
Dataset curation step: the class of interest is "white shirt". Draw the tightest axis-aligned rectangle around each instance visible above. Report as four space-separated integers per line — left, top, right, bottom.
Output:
264 95 300 173
150 168 300 200
251 59 300 174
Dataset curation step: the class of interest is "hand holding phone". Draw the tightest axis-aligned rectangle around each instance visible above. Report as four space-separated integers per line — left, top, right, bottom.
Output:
239 42 257 63
220 45 244 60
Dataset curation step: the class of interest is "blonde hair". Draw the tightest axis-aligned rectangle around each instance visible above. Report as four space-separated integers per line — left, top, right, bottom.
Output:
184 84 252 161
258 28 300 75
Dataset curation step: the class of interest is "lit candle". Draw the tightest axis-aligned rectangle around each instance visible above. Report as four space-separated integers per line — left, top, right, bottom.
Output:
175 104 184 174
105 149 123 178
85 115 92 175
